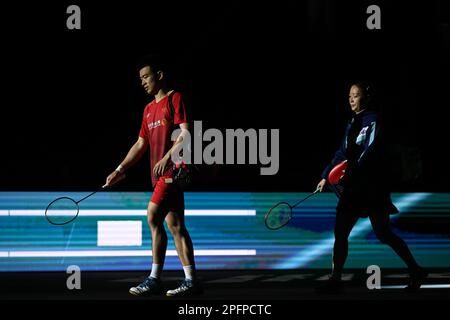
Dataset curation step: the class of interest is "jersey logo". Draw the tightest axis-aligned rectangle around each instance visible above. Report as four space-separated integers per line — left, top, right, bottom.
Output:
356 126 369 145
148 119 162 130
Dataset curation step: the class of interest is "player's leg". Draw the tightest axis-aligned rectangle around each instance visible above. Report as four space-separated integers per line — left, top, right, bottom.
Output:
129 180 170 296
164 188 202 296
147 201 168 270
165 210 195 268
331 210 359 279
316 210 359 293
369 213 428 290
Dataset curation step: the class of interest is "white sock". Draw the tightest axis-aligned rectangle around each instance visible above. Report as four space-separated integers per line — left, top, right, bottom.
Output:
183 265 196 281
150 263 162 279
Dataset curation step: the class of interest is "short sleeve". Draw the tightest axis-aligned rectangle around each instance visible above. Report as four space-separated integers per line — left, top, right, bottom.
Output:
139 108 148 139
172 92 188 125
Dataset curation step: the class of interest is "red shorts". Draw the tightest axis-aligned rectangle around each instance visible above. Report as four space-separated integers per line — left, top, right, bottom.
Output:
150 176 185 212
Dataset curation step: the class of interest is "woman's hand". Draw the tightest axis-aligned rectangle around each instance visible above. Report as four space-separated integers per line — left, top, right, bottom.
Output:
316 178 327 192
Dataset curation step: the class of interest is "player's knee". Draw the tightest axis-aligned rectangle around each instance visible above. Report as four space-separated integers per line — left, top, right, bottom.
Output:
374 230 392 244
147 213 163 230
334 228 349 242
148 219 159 230
167 222 183 236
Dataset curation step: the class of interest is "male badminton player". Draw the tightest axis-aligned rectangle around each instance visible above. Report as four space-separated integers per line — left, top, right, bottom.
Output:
316 82 428 292
104 55 202 297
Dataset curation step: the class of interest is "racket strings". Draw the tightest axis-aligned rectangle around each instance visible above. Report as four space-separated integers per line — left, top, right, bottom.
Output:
264 190 320 230
265 203 292 230
45 197 79 225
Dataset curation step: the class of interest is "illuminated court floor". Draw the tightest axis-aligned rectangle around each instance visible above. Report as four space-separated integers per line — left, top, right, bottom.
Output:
1 269 450 301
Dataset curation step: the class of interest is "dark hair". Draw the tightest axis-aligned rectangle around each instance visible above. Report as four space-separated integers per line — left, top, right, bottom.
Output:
351 81 377 111
136 54 168 74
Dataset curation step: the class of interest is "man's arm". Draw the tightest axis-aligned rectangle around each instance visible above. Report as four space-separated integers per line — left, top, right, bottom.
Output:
153 123 189 177
104 137 148 187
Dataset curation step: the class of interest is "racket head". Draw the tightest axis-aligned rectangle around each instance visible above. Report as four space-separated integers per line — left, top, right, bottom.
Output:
328 160 347 198
45 196 79 225
328 160 347 185
264 201 293 230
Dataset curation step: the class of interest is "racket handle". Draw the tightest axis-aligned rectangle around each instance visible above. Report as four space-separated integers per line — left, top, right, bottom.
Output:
102 173 126 189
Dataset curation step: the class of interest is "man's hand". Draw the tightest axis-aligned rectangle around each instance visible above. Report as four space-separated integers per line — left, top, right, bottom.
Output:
104 170 125 188
153 155 170 178
316 178 327 192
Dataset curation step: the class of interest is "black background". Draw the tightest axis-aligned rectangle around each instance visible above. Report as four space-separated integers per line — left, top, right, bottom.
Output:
1 0 449 192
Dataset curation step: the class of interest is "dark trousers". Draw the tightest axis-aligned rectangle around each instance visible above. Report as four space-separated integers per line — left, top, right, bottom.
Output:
332 211 419 277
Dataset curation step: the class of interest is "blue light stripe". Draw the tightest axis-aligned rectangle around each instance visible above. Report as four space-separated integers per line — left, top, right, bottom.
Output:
274 193 431 269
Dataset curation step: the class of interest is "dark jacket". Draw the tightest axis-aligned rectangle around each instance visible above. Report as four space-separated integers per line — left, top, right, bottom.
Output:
322 110 398 216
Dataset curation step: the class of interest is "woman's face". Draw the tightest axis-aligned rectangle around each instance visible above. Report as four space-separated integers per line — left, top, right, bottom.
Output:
349 85 364 113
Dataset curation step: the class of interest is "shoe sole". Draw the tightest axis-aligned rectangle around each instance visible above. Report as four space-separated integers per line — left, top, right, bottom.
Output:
129 288 164 296
404 271 429 292
166 290 204 297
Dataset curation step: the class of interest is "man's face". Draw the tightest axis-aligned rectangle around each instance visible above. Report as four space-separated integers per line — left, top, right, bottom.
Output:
349 85 364 113
139 66 159 95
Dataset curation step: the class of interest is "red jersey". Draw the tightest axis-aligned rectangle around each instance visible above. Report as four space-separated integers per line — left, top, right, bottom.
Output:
139 92 188 186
